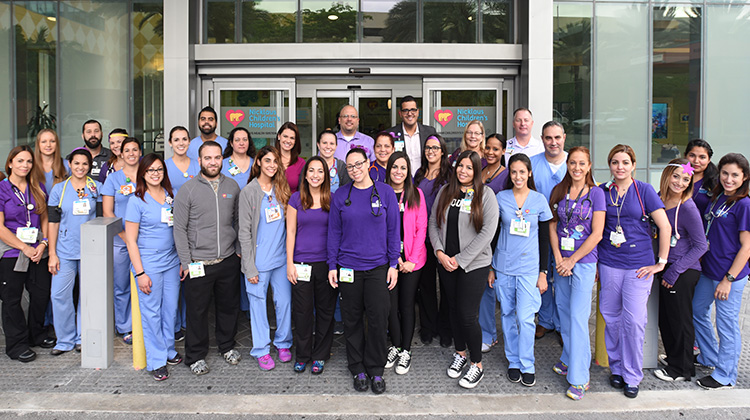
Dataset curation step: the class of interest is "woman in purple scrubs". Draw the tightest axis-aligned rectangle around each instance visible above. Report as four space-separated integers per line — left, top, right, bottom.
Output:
685 139 719 216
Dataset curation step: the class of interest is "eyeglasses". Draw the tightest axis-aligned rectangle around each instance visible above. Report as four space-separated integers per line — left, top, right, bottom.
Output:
340 114 358 120
466 131 483 137
400 108 419 114
146 167 165 174
346 160 368 171
424 145 441 152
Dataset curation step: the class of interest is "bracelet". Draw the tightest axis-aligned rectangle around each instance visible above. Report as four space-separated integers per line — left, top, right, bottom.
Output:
135 271 145 278
39 240 49 247
658 257 668 265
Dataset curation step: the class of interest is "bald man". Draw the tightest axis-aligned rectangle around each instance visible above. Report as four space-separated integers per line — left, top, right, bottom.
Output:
334 105 375 162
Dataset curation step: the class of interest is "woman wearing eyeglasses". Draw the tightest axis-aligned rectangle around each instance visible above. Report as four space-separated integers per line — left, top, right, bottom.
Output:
448 121 486 166
328 148 400 394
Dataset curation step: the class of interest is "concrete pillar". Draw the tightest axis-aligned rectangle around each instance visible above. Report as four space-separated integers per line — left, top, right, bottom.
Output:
642 277 660 368
163 0 195 158
521 0 553 128
80 218 122 369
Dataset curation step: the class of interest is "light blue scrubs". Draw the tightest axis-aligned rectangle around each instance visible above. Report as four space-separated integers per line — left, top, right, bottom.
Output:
48 177 102 351
126 190 180 371
186 135 228 162
529 153 567 333
44 160 70 194
329 159 342 193
247 188 292 358
102 170 135 335
493 189 553 373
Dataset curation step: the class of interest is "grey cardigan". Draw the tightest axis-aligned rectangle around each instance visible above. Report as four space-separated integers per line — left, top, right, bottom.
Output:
238 178 273 279
428 184 499 273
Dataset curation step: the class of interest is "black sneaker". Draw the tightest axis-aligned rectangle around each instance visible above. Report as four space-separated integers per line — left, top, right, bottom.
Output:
458 364 484 389
371 375 386 394
507 368 521 383
447 353 467 379
153 365 169 381
697 376 732 390
167 353 183 365
174 330 185 342
609 374 624 389
521 372 536 387
624 384 639 398
333 321 345 335
385 346 399 369
395 349 411 375
353 373 369 392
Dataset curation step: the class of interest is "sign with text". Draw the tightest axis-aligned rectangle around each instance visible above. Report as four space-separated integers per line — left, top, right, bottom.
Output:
220 106 283 138
432 106 496 139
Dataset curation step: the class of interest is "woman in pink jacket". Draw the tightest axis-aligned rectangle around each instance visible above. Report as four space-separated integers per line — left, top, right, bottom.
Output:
384 151 428 375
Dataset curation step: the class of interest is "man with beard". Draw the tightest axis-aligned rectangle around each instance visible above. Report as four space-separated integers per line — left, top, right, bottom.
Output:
186 106 228 161
80 119 111 178
173 141 242 375
386 96 436 176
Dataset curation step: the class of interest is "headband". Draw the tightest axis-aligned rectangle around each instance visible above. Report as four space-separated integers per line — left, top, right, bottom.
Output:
109 133 128 138
667 162 695 176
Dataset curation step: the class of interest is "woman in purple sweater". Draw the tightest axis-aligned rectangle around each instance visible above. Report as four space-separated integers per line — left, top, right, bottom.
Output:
653 159 708 383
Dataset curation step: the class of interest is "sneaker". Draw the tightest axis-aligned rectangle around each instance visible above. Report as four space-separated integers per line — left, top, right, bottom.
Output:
122 333 133 345
697 376 732 390
566 383 590 400
278 348 292 363
174 330 185 342
535 324 552 339
654 368 687 382
353 373 369 392
294 362 307 372
223 349 241 365
521 372 536 387
371 375 386 394
167 353 183 365
311 360 325 375
153 365 169 381
395 349 411 375
257 354 275 371
333 321 345 335
458 364 484 389
694 355 715 370
447 353 467 379
609 374 624 389
658 354 668 367
624 384 639 398
553 361 568 376
507 368 521 383
385 346 400 369
189 359 209 376
481 341 496 353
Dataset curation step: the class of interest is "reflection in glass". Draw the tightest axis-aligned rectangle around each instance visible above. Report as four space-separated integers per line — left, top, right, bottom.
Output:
207 0 236 43
651 6 701 164
430 90 496 152
358 97 392 138
424 0 476 43
553 3 592 150
365 0 416 43
316 97 348 141
301 0 357 42
242 0 296 43
14 1 57 147
482 0 512 43
220 90 290 149
296 97 313 157
133 1 164 154
0 1 12 157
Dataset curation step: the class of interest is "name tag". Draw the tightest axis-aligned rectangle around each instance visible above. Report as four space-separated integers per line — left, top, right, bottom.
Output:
340 267 354 283
16 227 39 244
561 237 575 252
510 218 530 237
394 140 405 152
460 198 471 214
73 199 91 215
670 235 678 248
399 202 405 212
189 262 205 278
265 205 282 223
228 165 241 176
161 207 174 226
610 228 626 247
295 263 311 282
371 200 381 208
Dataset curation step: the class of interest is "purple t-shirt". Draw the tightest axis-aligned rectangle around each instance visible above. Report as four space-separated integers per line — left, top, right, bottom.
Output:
701 195 750 282
598 180 665 268
0 180 46 259
553 186 606 264
289 191 329 263
484 167 509 194
662 198 707 285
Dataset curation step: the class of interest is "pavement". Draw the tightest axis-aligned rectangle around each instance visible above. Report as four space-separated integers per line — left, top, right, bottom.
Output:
1 285 750 418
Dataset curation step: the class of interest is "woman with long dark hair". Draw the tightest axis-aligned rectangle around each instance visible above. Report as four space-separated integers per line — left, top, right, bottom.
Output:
429 150 498 389
369 132 395 183
124 154 181 380
685 139 719 215
276 122 305 194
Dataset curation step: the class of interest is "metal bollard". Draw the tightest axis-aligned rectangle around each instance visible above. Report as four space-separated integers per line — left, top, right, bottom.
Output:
80 217 122 369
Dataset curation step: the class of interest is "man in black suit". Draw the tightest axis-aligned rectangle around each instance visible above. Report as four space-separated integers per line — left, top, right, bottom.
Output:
387 96 437 176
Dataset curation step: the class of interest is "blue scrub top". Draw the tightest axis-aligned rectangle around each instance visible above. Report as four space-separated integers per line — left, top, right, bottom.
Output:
48 177 102 260
493 189 553 276
102 170 136 246
220 157 253 189
255 188 286 272
44 160 71 194
529 153 567 201
125 190 179 274
186 136 228 162
329 158 342 193
166 157 200 194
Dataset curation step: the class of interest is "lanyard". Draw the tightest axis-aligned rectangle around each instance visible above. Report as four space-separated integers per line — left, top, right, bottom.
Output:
705 193 736 239
483 164 503 184
11 183 33 227
672 200 682 240
329 159 338 178
610 184 629 230
564 186 586 232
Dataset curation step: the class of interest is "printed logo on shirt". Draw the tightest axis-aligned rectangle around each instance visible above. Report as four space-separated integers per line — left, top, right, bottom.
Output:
222 193 233 198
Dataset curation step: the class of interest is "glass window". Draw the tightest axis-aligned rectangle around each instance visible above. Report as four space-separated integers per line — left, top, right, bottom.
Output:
430 90 496 152
133 1 165 154
242 0 296 43
651 6 701 164
301 0 357 42
296 97 313 157
364 0 417 43
358 95 392 138
219 89 290 150
482 0 512 43
424 0 476 43
14 1 57 147
206 0 236 43
704 5 750 159
59 1 129 155
553 3 592 151
0 1 11 158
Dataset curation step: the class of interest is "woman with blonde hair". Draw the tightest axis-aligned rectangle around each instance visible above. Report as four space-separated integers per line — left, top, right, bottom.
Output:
33 129 68 194
448 120 486 165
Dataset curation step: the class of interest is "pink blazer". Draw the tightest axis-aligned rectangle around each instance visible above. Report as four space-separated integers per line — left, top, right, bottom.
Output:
402 188 428 270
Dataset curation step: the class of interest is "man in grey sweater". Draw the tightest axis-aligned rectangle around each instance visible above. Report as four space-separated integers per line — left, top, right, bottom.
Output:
173 141 242 375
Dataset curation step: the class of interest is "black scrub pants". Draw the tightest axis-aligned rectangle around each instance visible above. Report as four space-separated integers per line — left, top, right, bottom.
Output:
417 241 452 341
658 267 700 378
292 261 338 362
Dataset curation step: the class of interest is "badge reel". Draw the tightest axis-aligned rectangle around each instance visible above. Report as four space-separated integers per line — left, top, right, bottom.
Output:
73 199 91 215
120 184 134 196
229 165 241 176
670 235 678 248
339 267 354 283
295 263 312 282
161 207 174 226
188 262 205 278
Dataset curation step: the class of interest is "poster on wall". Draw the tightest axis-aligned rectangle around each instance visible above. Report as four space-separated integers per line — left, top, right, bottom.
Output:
431 106 496 149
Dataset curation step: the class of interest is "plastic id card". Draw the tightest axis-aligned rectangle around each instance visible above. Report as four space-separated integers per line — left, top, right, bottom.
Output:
189 262 206 278
295 263 311 282
339 267 354 283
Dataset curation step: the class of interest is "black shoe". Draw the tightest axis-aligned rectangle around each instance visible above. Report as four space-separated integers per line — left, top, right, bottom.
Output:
353 373 369 392
174 330 185 342
333 321 345 335
420 334 433 345
371 375 386 394
167 353 183 365
75 344 82 353
507 368 521 383
624 384 639 398
39 337 56 349
609 374 625 389
18 349 36 363
440 336 452 348
697 376 732 390
50 348 68 356
521 372 536 387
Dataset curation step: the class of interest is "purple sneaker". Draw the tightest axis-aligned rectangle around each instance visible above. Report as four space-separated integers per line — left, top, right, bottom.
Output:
278 348 292 363
257 354 275 371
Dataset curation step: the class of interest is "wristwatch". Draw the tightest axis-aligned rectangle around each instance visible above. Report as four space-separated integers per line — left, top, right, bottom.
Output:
726 273 736 282
658 257 668 265
541 269 548 275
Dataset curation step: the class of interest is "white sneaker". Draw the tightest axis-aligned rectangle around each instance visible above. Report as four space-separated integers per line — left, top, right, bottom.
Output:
458 364 484 389
385 346 399 369
654 368 687 382
447 353 467 379
481 342 493 353
395 349 412 375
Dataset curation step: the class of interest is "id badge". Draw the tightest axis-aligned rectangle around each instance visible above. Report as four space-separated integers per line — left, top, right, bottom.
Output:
228 165 241 176
670 235 678 248
120 184 134 196
73 199 91 215
265 205 282 223
16 227 39 244
339 267 354 283
161 207 174 226
460 199 472 214
394 140 405 152
610 229 626 246
561 237 575 252
371 200 381 209
399 202 405 212
188 262 206 278
510 218 530 237
295 263 312 282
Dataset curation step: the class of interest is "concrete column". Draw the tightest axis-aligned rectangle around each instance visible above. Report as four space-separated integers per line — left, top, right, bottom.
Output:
642 276 660 368
80 218 122 369
522 0 553 128
163 0 195 158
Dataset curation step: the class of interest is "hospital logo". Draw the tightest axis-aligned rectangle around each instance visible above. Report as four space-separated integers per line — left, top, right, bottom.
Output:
225 110 245 127
434 110 453 127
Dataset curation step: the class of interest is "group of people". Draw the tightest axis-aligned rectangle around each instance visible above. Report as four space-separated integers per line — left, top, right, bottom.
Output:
0 100 746 401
